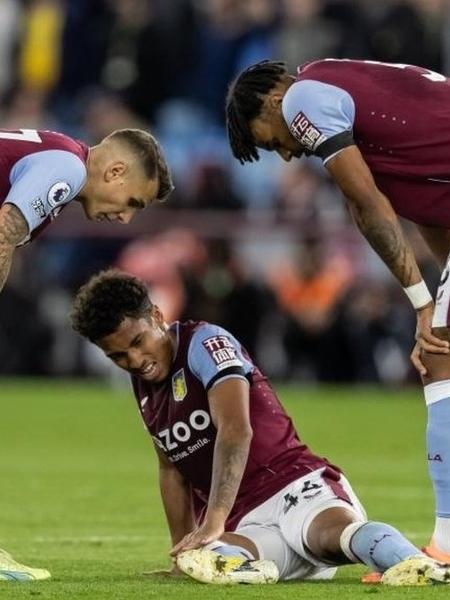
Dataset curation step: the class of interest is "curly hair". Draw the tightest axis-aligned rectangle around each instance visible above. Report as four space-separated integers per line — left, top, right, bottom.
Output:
226 60 287 164
71 270 153 342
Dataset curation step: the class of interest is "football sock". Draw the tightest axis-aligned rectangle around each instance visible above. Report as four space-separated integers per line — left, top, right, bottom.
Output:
424 382 450 553
340 521 420 572
206 540 254 560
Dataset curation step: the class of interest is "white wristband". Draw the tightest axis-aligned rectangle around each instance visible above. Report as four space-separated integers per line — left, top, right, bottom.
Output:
403 280 433 310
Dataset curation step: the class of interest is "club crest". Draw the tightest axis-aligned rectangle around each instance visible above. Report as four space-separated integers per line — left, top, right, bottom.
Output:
172 369 187 402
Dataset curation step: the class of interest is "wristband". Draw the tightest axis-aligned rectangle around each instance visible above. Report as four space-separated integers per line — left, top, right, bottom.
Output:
403 280 433 310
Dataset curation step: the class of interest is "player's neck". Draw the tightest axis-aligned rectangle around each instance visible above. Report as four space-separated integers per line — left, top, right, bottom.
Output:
78 145 103 198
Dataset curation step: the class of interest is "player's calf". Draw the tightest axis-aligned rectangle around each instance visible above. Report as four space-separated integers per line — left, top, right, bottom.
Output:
306 509 422 574
419 327 450 557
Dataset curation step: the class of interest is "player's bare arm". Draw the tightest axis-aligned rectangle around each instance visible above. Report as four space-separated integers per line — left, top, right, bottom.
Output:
0 203 28 292
327 146 422 288
327 146 449 368
155 444 195 547
170 378 252 555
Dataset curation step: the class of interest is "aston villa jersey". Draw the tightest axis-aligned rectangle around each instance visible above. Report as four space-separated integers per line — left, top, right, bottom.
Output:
282 59 450 226
0 129 88 243
132 320 338 530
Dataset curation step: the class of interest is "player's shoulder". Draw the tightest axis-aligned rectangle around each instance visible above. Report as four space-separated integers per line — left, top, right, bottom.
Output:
37 129 88 158
187 321 234 350
282 78 354 120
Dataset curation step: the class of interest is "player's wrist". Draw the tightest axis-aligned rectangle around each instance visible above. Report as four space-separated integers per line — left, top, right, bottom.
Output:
204 509 227 528
403 280 433 310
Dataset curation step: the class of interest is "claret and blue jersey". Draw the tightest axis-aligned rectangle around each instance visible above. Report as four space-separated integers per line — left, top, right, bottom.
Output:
132 320 338 531
282 59 450 227
0 129 88 244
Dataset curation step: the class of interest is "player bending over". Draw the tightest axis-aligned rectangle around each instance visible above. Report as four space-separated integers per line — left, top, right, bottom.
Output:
226 58 450 565
0 127 173 581
70 270 449 586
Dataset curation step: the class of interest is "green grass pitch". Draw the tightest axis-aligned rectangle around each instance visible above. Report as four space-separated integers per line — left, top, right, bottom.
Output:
0 380 447 598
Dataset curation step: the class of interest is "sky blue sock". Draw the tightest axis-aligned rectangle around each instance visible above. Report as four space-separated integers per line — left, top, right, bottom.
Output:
349 522 420 572
427 398 450 518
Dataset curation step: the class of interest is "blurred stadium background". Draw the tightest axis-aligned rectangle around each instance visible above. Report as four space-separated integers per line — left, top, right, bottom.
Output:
1 0 448 383
2 1 447 595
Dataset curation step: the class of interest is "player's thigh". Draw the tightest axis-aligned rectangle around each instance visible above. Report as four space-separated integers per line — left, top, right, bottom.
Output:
277 468 367 568
422 328 450 384
421 260 450 383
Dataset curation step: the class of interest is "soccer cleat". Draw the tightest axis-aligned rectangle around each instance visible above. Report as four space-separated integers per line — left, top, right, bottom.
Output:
423 539 450 563
382 556 450 586
0 548 51 582
176 548 279 584
361 571 382 584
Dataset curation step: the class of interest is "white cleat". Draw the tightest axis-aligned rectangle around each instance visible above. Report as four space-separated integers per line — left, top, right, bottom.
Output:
382 556 450 586
0 548 51 582
176 549 279 584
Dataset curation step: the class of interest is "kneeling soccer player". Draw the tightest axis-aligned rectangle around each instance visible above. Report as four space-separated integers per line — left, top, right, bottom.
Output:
70 270 450 586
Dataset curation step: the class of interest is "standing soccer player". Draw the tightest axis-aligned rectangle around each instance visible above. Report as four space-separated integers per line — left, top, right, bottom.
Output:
70 269 450 586
0 127 173 580
226 59 450 563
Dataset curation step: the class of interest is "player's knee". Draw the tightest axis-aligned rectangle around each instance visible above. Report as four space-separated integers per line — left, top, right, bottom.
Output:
422 327 450 385
305 507 358 564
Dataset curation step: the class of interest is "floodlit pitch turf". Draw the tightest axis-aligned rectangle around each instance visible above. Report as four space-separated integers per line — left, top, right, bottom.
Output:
0 379 445 598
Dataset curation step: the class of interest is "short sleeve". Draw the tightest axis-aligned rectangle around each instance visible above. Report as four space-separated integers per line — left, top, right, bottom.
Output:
282 79 356 163
188 324 253 391
5 149 87 234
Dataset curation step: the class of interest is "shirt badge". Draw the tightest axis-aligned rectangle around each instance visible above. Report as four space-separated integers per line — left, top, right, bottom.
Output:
290 111 327 151
172 368 187 402
47 181 72 208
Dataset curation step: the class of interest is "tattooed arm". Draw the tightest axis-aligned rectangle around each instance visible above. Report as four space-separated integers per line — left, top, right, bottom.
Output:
0 204 29 292
170 377 252 555
326 145 449 372
327 145 422 288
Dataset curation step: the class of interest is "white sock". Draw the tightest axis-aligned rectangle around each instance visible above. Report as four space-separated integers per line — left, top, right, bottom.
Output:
433 517 450 554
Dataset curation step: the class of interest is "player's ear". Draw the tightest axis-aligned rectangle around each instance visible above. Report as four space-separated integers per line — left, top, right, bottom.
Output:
150 304 164 326
267 91 284 112
105 160 126 182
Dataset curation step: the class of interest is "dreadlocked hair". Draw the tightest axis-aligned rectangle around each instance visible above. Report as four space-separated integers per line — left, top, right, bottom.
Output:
226 60 288 164
71 269 153 343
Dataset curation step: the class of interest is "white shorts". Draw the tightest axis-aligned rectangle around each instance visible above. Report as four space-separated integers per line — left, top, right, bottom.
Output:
235 467 367 581
433 260 450 328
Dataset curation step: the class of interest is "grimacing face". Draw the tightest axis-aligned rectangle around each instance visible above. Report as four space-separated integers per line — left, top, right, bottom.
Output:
249 82 304 162
81 163 159 224
97 311 175 383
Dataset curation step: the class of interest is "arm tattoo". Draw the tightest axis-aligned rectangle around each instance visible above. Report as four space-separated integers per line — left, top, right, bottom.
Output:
208 437 250 517
350 203 416 287
0 204 28 292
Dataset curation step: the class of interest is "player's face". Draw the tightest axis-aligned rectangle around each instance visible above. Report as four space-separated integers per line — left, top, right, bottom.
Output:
250 84 304 162
98 311 175 383
82 165 159 224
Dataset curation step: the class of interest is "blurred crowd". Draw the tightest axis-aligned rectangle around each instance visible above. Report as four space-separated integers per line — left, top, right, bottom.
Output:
0 0 448 382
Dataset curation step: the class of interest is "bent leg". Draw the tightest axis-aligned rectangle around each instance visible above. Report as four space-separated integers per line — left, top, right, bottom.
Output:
305 507 420 572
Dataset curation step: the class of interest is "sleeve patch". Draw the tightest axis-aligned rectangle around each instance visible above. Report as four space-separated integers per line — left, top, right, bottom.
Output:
47 181 72 208
290 112 327 151
202 335 244 371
